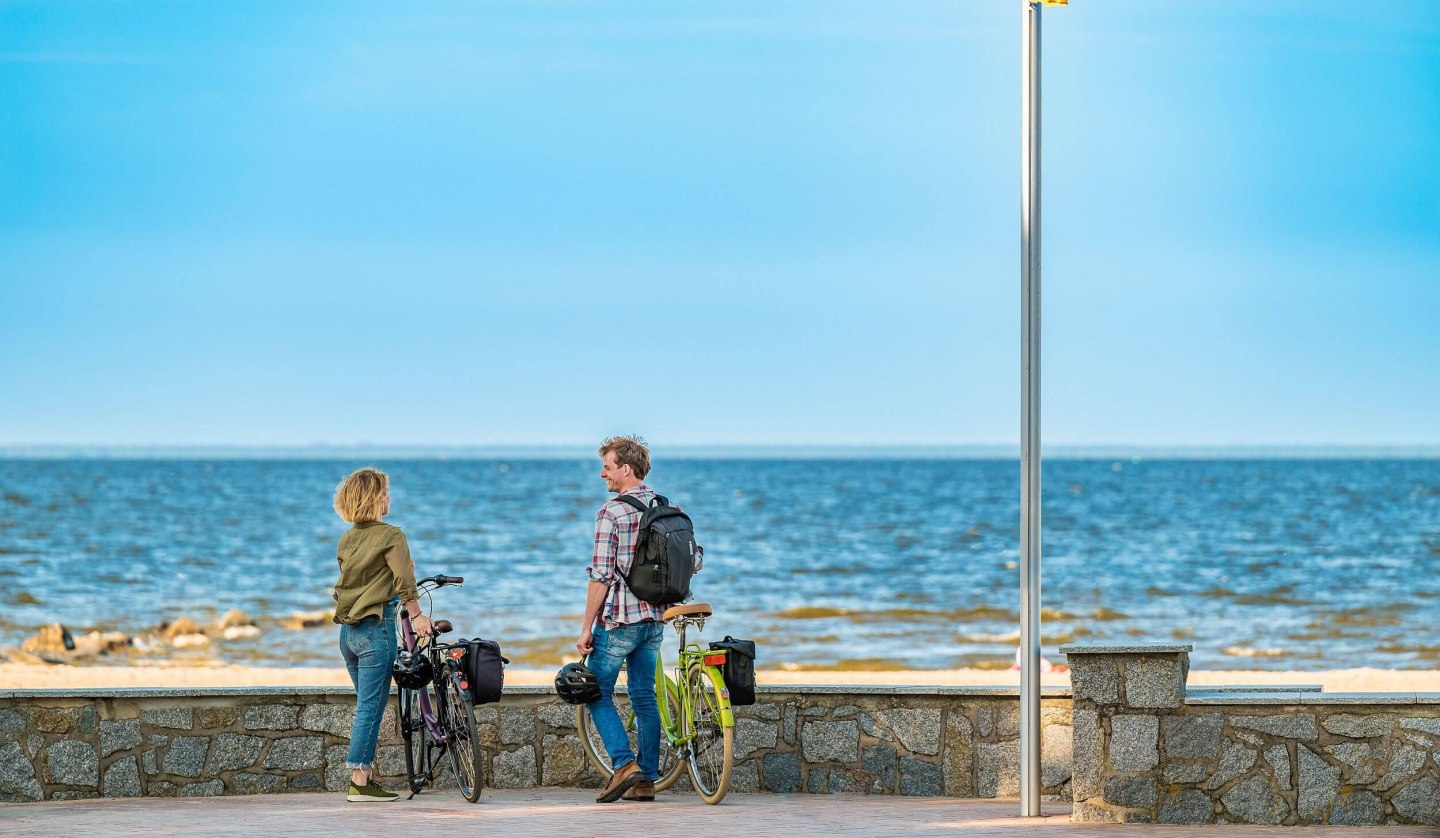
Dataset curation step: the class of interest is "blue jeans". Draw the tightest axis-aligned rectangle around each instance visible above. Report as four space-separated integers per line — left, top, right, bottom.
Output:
586 621 665 781
340 598 398 771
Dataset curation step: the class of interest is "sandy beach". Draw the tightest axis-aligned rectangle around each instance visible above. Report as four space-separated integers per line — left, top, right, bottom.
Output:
2 663 1437 693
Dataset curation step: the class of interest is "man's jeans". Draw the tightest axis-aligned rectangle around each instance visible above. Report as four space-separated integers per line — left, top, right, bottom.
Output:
586 620 665 781
340 598 398 771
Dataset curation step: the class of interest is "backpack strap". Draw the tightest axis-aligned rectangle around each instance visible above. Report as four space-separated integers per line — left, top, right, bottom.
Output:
615 495 648 514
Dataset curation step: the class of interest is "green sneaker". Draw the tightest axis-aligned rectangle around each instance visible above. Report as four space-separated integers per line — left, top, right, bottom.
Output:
347 780 399 802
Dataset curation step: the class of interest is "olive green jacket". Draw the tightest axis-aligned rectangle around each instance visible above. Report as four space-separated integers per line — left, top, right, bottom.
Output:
332 521 420 625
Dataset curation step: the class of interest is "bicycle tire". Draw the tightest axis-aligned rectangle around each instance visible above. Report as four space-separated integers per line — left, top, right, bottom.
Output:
399 687 427 795
576 681 684 788
683 664 733 805
438 668 484 802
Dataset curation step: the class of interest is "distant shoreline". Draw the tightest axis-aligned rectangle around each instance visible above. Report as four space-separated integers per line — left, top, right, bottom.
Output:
3 444 1439 460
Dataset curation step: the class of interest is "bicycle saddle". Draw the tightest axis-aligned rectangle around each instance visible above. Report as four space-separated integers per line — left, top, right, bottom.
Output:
663 603 712 621
433 619 453 636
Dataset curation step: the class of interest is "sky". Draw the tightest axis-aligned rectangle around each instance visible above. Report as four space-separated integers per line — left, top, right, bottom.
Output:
1 1 1437 448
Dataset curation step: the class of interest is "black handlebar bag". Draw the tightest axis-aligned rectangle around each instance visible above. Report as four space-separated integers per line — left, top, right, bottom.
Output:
708 636 757 706
459 638 508 705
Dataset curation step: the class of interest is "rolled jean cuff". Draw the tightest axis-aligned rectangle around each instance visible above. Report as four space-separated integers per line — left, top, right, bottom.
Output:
345 761 374 771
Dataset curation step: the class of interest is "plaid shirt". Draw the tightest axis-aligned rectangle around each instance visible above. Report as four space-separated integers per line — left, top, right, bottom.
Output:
587 483 701 628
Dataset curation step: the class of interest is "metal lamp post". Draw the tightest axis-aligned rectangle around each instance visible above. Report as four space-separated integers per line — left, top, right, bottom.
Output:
1020 0 1064 819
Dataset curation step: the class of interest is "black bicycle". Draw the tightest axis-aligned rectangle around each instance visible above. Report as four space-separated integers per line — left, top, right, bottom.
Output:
396 574 484 803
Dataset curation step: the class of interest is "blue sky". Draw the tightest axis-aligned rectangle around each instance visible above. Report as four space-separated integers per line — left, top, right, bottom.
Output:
1 1 1437 447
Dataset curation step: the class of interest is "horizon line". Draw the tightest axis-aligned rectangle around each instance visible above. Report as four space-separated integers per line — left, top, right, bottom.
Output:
2 443 1439 461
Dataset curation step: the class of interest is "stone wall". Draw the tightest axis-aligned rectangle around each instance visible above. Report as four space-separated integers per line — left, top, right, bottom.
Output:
1063 644 1440 826
0 685 1073 802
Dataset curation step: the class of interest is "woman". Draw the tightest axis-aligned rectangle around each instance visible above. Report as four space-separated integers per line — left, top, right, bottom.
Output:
331 467 432 802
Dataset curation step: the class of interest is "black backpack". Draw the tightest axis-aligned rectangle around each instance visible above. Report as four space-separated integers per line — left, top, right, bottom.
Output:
616 494 698 605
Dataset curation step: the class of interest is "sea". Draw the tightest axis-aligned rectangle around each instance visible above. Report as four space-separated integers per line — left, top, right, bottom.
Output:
1 454 1437 671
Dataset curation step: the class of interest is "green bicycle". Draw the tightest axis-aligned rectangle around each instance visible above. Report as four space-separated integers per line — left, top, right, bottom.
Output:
577 603 736 804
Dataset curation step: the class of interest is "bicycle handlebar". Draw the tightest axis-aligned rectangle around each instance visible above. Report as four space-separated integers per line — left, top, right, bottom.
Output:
418 574 464 588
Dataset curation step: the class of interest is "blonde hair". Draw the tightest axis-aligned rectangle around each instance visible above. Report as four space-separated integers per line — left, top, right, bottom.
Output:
334 467 389 523
599 435 651 479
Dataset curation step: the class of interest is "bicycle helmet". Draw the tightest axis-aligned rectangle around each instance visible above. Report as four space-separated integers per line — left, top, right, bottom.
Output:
392 649 435 690
554 661 601 705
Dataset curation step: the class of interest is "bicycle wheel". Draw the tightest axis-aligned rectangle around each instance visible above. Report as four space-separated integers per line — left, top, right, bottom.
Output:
684 664 733 805
577 681 684 788
399 687 428 794
438 668 484 802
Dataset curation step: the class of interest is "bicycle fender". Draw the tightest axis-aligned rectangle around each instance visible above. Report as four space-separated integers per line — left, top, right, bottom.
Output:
702 665 735 728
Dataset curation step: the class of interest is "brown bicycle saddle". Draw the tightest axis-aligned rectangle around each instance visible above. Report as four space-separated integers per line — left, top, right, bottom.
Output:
662 603 713 621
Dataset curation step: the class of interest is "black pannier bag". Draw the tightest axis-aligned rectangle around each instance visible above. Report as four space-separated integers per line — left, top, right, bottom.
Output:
708 636 756 706
458 638 508 705
616 494 699 605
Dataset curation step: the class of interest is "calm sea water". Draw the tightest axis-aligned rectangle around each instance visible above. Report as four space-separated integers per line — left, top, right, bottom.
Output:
1 458 1437 670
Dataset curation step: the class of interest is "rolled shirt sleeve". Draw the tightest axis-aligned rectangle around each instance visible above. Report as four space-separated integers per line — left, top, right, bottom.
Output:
587 508 619 585
387 529 420 604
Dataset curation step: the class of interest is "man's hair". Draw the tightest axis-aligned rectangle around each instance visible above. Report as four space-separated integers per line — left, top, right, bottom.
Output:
334 467 389 523
599 435 651 479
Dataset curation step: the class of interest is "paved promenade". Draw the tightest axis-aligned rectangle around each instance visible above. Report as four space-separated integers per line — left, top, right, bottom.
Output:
3 790 1438 838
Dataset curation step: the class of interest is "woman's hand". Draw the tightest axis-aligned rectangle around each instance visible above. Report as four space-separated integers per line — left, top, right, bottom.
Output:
411 614 434 638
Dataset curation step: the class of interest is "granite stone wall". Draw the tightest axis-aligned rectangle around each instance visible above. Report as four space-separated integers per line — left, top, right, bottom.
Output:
1063 644 1440 826
0 686 1073 802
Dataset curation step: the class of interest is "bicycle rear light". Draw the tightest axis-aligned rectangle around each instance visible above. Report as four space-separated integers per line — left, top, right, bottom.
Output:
704 652 727 666
448 648 465 660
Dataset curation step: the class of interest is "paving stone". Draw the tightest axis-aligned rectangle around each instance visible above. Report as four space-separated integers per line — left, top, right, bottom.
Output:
977 739 1019 798
142 749 157 774
1110 715 1158 771
1322 713 1393 739
1163 713 1223 760
1231 714 1318 742
1158 788 1213 824
898 757 941 796
862 744 897 791
763 752 800 792
1124 657 1186 709
1328 790 1383 825
1041 722 1072 788
244 705 299 731
731 761 760 793
208 733 265 773
801 720 858 763
49 791 100 800
263 736 324 770
162 736 211 778
1104 775 1156 809
499 707 535 746
1391 777 1439 825
300 704 355 738
860 713 892 742
783 705 797 745
941 712 974 797
742 703 781 721
990 704 1020 740
0 709 24 732
0 741 42 800
230 773 286 794
1070 708 1100 801
1263 744 1291 790
1202 740 1256 790
101 719 142 758
45 740 99 786
1220 776 1288 825
832 705 860 719
180 779 224 797
102 756 141 798
79 707 98 734
1399 717 1440 735
536 702 576 729
291 773 323 790
31 707 79 734
1069 655 1120 705
195 707 241 730
540 734 585 786
492 747 537 788
1297 746 1341 824
1380 743 1427 790
734 717 779 759
375 745 407 779
324 745 350 791
1326 741 1376 783
141 708 194 730
1163 762 1208 784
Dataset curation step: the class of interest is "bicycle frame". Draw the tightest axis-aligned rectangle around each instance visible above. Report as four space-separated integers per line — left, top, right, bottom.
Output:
658 614 734 747
398 611 449 745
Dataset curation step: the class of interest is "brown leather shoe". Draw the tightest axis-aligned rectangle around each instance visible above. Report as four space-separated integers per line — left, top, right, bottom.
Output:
596 761 640 803
623 780 656 801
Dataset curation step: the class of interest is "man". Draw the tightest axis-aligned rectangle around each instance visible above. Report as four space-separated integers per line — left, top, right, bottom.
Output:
577 435 700 803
